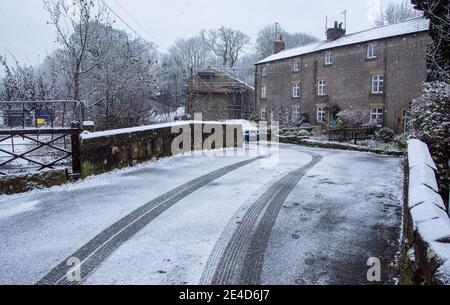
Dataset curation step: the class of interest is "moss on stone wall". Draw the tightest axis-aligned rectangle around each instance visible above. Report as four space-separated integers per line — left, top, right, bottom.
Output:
0 170 68 195
80 123 243 178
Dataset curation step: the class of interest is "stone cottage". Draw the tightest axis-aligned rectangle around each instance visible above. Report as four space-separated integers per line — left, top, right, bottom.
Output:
255 17 431 133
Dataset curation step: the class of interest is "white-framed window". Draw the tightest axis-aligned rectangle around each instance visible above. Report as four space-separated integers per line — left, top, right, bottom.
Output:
292 107 300 121
325 52 333 65
261 66 267 77
261 85 267 99
317 107 326 123
372 75 384 94
293 61 300 72
367 44 378 59
370 108 384 125
292 83 301 98
261 106 267 120
317 80 326 96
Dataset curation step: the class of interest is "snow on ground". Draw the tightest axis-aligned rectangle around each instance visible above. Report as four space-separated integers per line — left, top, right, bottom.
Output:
84 145 312 285
0 200 40 219
261 147 404 284
0 146 267 284
0 143 405 285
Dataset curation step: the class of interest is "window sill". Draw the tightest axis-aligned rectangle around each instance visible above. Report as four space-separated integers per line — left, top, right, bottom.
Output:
365 57 378 62
324 63 333 67
370 92 384 96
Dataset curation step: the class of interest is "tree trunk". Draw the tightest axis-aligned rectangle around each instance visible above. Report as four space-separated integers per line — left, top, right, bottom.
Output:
73 61 81 101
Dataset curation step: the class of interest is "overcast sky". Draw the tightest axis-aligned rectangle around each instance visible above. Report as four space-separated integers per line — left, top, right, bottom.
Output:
0 0 407 75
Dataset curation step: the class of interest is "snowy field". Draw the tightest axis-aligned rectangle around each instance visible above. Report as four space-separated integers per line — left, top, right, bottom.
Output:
0 143 404 285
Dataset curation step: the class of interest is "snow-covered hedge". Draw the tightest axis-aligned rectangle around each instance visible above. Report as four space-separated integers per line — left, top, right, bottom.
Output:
402 139 450 285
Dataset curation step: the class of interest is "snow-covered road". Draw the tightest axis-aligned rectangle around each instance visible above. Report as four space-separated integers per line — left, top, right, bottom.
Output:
0 143 404 285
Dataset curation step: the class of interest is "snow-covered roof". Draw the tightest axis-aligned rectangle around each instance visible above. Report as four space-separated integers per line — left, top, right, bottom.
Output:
198 66 255 90
257 17 429 65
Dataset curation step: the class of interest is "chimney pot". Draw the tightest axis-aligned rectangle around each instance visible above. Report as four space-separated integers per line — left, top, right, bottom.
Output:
327 20 346 40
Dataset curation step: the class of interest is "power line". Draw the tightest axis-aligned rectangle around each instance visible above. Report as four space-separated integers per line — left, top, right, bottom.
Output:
99 0 143 40
109 0 164 49
98 0 168 60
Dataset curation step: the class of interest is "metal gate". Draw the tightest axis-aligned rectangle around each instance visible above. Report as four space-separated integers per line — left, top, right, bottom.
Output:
0 122 81 177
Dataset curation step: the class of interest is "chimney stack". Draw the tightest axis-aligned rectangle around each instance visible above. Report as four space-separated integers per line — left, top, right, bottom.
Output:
327 21 346 41
273 34 285 54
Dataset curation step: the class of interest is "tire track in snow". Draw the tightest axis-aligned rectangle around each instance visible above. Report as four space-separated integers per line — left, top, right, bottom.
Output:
37 156 264 285
202 151 323 285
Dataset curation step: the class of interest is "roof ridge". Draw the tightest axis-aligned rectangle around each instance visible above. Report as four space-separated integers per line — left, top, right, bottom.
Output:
339 16 426 39
257 17 428 64
275 17 426 56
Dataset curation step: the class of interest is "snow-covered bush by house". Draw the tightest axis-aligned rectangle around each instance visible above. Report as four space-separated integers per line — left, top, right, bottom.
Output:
248 112 260 122
411 81 449 203
277 127 312 138
375 127 396 143
393 134 408 150
337 109 370 127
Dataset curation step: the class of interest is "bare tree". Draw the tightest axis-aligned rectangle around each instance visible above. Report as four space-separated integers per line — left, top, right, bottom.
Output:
43 0 108 101
338 109 370 128
158 36 212 111
201 27 251 67
0 55 53 101
375 0 423 26
170 37 212 74
80 25 160 129
256 24 318 59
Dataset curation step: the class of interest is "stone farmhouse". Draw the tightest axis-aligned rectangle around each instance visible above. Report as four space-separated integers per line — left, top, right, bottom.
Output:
254 17 431 133
187 67 255 121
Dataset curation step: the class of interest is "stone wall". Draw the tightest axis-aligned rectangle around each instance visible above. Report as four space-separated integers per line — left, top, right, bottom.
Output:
80 121 243 178
400 139 450 285
277 136 404 156
0 169 68 195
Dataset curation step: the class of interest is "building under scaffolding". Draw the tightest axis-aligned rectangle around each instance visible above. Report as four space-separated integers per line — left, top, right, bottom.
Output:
187 67 255 121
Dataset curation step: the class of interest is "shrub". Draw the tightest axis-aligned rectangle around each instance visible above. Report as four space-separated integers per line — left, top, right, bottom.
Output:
328 103 341 116
393 134 408 150
298 129 312 137
335 117 345 130
375 128 395 143
248 112 260 122
278 127 311 137
411 81 449 202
